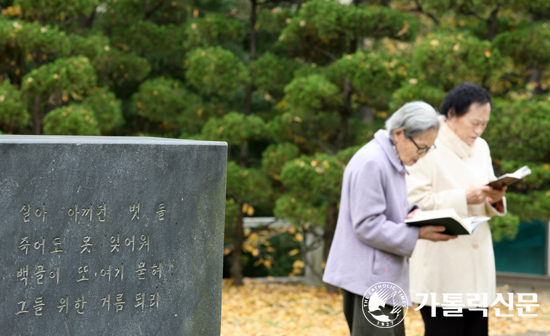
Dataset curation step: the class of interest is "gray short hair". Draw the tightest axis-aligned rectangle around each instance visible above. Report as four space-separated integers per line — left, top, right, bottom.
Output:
385 101 440 140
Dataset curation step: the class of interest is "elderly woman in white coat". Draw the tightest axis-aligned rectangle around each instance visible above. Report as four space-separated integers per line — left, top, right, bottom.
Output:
406 82 507 336
324 102 456 336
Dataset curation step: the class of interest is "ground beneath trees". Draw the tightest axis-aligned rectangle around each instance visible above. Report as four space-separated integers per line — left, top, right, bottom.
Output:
221 279 550 336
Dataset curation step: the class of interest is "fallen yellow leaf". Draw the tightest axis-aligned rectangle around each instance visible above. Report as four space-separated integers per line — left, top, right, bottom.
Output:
289 249 300 256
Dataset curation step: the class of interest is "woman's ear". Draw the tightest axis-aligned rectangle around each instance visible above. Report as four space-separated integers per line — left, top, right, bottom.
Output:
447 108 456 119
393 129 405 140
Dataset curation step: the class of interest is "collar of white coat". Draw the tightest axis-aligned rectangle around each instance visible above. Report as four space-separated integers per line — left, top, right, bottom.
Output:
438 115 477 160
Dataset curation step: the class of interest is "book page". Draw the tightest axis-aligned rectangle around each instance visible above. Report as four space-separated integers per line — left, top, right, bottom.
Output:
410 209 460 221
464 216 491 233
498 165 531 180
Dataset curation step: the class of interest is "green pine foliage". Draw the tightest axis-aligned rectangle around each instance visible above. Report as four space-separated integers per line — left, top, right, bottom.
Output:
251 52 298 100
410 32 508 92
278 0 420 65
274 154 346 227
284 74 341 111
82 88 122 133
261 142 300 181
390 82 446 112
184 14 245 49
185 46 249 98
43 104 100 135
0 81 29 128
133 77 203 136
16 0 99 21
493 22 550 68
201 112 268 146
226 160 272 206
1 0 550 282
328 51 410 109
22 56 96 102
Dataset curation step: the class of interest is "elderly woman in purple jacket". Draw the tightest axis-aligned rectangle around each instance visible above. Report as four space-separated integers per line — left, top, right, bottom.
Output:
323 101 457 336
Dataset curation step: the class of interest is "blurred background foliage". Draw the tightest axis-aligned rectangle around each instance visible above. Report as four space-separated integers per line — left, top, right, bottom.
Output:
1 0 550 285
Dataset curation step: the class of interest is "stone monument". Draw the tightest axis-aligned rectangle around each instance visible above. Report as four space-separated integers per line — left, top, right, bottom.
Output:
0 135 227 335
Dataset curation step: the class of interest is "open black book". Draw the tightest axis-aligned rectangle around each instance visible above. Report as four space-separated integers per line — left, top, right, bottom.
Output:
405 209 490 235
488 165 531 190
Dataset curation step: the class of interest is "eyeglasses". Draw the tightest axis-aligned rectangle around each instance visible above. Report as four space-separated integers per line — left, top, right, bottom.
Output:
408 137 436 154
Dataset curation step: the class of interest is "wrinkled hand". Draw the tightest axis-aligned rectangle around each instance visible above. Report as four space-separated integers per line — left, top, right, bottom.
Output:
407 208 421 219
486 185 507 204
419 226 457 242
466 185 507 204
466 185 492 204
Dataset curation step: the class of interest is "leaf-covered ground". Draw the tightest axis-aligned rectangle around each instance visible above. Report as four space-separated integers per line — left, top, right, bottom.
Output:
221 279 550 336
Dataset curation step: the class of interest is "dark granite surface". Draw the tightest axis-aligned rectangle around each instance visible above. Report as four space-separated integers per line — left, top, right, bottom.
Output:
0 136 227 335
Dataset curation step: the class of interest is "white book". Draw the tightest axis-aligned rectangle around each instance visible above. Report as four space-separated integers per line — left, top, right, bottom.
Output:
488 165 531 190
405 209 491 235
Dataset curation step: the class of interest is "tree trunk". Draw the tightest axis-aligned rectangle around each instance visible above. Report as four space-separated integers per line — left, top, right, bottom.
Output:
323 202 338 263
486 8 499 41
81 10 96 29
323 201 339 293
231 209 245 286
531 8 550 22
33 95 42 135
244 0 258 115
360 105 374 123
238 141 249 168
14 52 24 89
229 0 258 286
529 5 550 96
244 85 254 116
335 79 353 151
134 114 146 133
527 66 544 96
